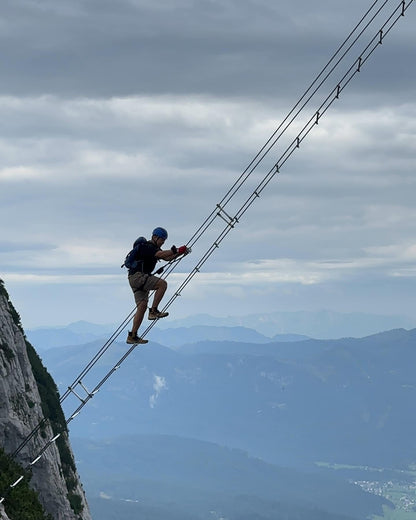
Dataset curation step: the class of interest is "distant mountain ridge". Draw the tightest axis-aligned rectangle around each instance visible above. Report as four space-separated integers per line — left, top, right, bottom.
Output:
26 320 115 349
26 308 415 349
41 327 416 471
34 320 416 520
160 309 414 337
27 321 308 350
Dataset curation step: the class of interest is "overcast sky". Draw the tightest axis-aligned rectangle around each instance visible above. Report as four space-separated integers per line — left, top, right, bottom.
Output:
1 0 415 329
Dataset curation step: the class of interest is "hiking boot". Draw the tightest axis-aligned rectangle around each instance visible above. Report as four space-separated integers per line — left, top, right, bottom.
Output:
148 308 169 320
126 332 148 345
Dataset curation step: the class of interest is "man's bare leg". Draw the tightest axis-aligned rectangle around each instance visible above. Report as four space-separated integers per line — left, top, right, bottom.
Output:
151 279 167 310
131 300 147 337
148 279 169 319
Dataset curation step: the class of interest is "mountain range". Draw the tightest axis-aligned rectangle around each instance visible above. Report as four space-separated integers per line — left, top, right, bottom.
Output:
26 309 415 348
27 320 309 350
38 326 416 469
29 319 416 519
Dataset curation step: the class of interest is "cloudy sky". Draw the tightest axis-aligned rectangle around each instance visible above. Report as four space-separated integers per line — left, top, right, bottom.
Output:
1 0 415 329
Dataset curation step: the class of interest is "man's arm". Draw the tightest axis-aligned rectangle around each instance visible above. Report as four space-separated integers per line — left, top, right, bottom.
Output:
155 246 188 262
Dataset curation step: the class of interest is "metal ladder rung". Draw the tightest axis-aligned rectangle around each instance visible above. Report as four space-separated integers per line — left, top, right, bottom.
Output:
30 455 43 466
78 380 98 397
216 204 238 227
10 475 24 488
68 380 98 403
50 433 61 443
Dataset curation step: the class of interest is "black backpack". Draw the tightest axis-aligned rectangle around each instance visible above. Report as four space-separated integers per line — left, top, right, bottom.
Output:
121 237 148 270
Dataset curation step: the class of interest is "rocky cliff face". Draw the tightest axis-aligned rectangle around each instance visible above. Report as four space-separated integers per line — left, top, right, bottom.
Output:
0 504 11 520
0 280 92 520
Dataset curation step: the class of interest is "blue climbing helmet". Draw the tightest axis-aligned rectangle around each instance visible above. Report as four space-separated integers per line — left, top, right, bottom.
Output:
152 227 168 240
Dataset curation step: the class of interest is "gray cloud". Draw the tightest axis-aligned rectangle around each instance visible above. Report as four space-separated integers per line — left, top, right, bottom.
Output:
1 0 414 100
1 0 415 328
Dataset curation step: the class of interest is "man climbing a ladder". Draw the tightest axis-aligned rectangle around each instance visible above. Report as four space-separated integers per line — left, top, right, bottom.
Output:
126 227 189 344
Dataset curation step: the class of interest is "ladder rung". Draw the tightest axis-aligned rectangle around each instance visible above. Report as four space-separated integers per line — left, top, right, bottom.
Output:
11 475 24 488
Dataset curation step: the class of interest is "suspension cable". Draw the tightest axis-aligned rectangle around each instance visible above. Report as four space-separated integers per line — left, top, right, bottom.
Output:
11 0 412 462
2 0 413 505
184 0 391 250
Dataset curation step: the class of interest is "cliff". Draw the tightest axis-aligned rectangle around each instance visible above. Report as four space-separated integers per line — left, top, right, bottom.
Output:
0 280 91 520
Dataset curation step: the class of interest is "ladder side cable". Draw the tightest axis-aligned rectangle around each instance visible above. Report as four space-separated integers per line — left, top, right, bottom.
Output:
11 0 390 461
60 0 414 439
184 0 392 249
9 0 411 464
2 0 413 504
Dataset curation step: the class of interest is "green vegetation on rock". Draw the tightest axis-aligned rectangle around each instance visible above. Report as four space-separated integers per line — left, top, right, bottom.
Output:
0 447 53 520
0 279 84 516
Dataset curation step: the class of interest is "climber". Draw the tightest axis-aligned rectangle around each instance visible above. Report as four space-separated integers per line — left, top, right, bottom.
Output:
126 227 189 344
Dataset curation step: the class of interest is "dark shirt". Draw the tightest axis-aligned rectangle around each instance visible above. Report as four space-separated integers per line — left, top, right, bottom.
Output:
128 240 160 275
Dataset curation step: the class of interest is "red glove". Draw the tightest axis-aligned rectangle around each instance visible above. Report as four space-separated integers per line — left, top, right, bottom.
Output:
178 245 188 255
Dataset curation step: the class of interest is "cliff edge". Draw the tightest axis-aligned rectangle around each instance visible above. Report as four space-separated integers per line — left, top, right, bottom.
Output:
0 280 91 520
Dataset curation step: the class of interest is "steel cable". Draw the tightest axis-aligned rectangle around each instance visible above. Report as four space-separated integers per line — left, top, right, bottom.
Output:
2 0 413 504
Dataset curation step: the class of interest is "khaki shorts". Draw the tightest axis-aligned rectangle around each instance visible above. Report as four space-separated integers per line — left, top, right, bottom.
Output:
128 272 161 304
